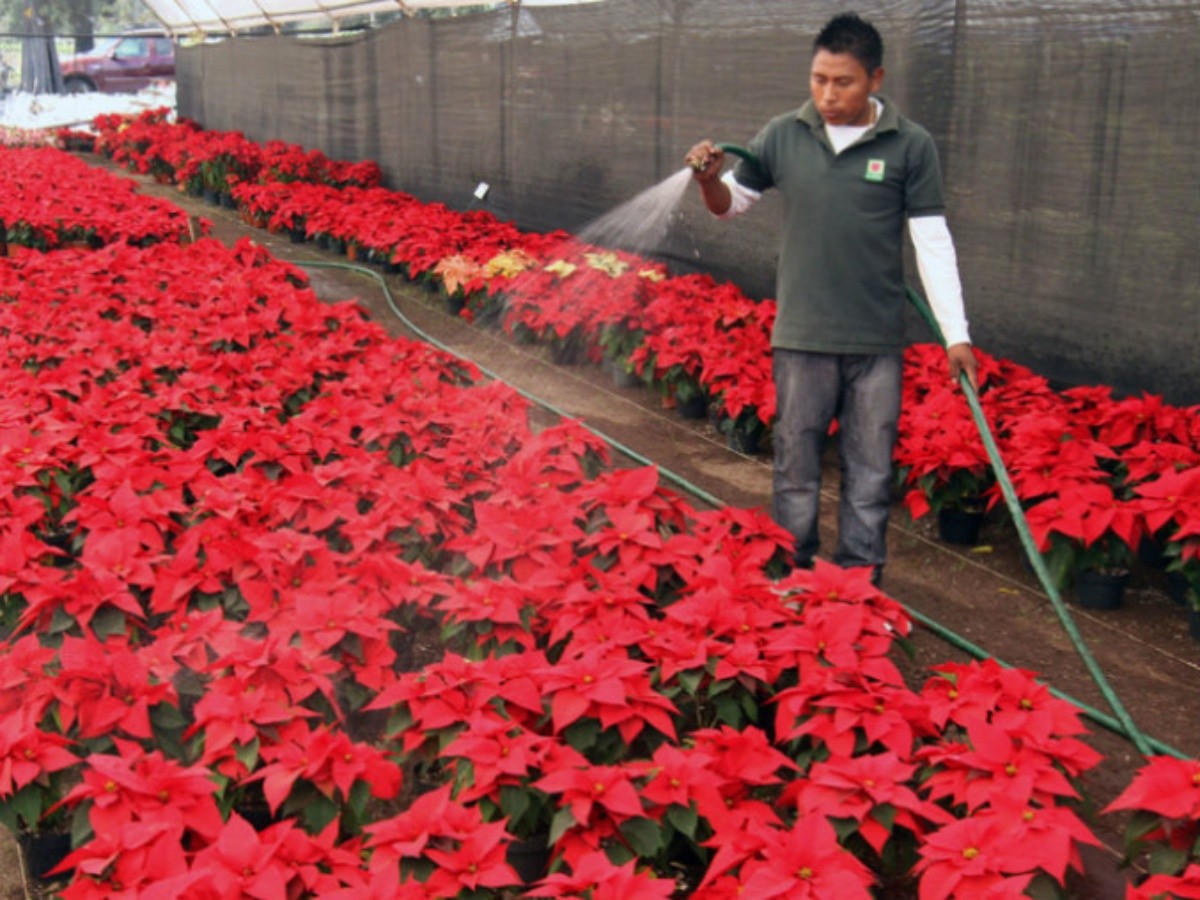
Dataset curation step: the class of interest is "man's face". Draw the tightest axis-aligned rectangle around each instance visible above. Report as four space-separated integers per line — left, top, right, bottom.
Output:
810 49 884 126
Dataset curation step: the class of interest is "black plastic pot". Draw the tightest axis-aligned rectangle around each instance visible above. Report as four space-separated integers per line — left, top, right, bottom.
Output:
608 360 640 389
937 506 985 546
1137 537 1168 570
219 193 238 210
1166 571 1192 606
18 831 72 882
288 226 306 244
506 832 551 885
726 420 762 455
1073 568 1129 610
1190 608 1200 642
675 393 708 420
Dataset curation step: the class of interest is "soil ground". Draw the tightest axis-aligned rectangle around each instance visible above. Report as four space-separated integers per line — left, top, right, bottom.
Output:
3 156 1196 897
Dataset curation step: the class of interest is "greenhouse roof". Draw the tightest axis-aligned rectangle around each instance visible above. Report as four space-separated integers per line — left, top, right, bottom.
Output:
141 0 601 37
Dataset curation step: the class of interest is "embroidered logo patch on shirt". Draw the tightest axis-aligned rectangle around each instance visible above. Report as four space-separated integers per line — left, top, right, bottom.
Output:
865 159 886 182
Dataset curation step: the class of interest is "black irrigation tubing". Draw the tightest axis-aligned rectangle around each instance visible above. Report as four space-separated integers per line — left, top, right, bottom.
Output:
296 257 1185 761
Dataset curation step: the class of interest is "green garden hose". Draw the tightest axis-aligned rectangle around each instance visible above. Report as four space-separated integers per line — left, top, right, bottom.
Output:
297 258 1181 760
715 143 765 178
904 285 1158 758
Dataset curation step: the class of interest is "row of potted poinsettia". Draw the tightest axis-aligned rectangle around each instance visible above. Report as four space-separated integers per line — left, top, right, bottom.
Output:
1 161 1189 897
91 108 383 202
86 109 779 449
896 344 1200 617
0 145 195 251
83 109 1200 617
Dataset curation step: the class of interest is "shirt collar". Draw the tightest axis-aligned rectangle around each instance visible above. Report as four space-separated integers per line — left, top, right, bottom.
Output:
797 96 898 134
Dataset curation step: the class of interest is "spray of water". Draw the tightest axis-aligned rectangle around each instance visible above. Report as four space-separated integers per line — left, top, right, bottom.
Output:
574 166 694 257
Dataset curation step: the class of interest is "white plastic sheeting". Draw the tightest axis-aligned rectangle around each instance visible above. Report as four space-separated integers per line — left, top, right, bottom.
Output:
140 0 601 36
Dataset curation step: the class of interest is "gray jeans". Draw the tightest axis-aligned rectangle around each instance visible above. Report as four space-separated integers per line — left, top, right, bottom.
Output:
771 349 902 569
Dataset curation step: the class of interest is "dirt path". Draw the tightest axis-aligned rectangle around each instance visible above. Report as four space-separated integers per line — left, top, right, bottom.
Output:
10 156 1193 897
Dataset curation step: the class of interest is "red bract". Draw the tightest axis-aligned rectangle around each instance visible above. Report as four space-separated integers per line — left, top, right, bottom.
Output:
534 643 678 745
784 752 953 853
915 813 1035 899
1136 466 1200 541
0 706 78 801
185 673 317 777
438 716 555 802
917 721 1083 812
247 721 402 815
55 818 195 898
1104 755 1200 821
736 814 877 899
187 814 298 899
422 819 518 894
526 849 677 899
533 760 646 828
49 635 176 742
775 668 934 758
1128 865 1200 900
55 739 224 841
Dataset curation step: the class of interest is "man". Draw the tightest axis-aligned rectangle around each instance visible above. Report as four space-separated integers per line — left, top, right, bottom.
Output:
686 12 976 584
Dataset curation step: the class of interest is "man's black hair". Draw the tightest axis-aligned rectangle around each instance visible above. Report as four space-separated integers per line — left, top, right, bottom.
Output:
814 13 883 74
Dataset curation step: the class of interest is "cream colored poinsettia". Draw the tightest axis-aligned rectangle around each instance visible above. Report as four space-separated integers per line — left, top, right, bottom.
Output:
544 259 578 279
583 251 629 278
483 249 537 280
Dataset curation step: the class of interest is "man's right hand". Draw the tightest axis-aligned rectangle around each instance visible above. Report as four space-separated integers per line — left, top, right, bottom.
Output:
685 140 725 183
685 141 733 215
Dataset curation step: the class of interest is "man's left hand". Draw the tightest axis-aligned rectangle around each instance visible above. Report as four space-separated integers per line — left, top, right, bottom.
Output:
946 342 977 391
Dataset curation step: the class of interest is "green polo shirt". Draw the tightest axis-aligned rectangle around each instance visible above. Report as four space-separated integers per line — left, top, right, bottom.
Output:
732 96 945 354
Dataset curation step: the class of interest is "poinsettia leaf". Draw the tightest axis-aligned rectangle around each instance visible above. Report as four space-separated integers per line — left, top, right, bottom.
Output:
1024 873 1065 900
618 816 663 858
1148 844 1189 875
712 693 745 728
1124 809 1165 845
89 606 127 641
301 791 340 834
547 806 575 846
452 758 476 796
676 669 702 698
498 784 530 824
665 804 698 840
49 605 76 636
829 815 860 841
873 802 898 833
150 701 188 732
234 736 260 773
563 717 600 753
346 778 371 824
0 784 44 831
